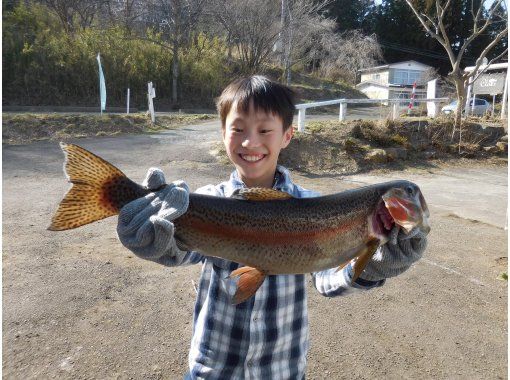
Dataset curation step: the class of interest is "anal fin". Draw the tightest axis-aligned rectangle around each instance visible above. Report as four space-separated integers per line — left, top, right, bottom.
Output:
351 238 380 282
229 266 266 304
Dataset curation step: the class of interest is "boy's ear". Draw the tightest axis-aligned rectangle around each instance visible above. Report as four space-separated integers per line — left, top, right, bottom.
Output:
281 126 294 149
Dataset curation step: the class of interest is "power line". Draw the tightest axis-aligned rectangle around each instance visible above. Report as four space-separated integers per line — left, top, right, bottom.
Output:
379 41 451 61
378 40 477 62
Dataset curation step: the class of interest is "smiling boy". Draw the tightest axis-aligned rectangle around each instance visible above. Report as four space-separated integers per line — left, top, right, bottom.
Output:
117 75 427 379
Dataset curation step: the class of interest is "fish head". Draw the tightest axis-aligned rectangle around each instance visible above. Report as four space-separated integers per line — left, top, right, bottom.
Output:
381 183 430 235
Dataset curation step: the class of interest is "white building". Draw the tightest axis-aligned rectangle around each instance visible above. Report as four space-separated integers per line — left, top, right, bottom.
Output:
356 60 433 102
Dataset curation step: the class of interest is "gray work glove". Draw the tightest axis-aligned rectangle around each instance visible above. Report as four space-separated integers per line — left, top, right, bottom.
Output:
117 167 189 260
359 225 428 282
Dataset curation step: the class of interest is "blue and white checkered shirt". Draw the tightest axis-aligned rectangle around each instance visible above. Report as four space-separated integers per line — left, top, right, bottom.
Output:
157 166 385 379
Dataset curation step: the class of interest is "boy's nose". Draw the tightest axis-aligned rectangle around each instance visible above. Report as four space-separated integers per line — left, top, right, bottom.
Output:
241 133 261 148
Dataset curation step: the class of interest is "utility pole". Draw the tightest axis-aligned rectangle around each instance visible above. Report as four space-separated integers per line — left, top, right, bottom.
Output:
281 0 292 85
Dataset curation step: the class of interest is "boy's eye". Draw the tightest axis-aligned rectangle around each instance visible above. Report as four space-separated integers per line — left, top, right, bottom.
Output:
260 129 272 134
232 128 242 133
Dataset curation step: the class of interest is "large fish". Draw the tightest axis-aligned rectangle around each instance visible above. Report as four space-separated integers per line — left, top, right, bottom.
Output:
49 143 430 304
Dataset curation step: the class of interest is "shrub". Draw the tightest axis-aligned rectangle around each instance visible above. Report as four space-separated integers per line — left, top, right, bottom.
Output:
3 4 229 108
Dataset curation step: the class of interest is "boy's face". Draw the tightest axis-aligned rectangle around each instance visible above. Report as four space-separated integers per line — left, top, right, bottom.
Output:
223 101 293 188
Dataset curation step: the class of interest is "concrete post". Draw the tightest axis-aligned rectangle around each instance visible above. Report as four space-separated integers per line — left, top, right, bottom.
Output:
127 88 130 114
297 108 306 132
339 102 347 121
501 69 509 119
465 77 472 116
427 79 437 117
148 82 156 123
392 103 399 120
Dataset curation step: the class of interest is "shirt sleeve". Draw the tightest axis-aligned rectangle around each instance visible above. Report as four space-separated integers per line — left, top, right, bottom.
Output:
311 262 385 297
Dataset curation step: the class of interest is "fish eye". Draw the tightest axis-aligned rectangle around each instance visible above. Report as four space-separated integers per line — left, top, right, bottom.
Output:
406 186 414 196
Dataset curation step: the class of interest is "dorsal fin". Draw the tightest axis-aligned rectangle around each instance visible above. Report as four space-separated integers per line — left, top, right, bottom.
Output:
231 188 293 201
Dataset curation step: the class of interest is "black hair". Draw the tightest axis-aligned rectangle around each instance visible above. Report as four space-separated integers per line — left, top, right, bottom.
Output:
216 75 296 130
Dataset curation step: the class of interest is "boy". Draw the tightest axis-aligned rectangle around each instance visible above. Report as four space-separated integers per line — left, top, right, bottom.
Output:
117 76 427 379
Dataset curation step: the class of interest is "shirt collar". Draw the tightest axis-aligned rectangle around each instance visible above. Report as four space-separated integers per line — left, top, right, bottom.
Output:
225 165 293 197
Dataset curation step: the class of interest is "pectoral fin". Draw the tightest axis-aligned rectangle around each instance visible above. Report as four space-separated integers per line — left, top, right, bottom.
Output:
335 261 349 273
351 238 380 282
229 266 266 304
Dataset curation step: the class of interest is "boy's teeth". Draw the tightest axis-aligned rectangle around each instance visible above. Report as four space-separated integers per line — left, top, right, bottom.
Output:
241 154 264 162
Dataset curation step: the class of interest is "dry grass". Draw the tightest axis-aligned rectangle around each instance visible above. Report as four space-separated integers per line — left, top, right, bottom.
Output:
277 118 507 175
2 113 216 144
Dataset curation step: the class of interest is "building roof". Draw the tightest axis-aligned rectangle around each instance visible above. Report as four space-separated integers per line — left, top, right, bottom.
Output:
355 81 388 89
356 81 425 89
358 60 433 73
464 62 508 73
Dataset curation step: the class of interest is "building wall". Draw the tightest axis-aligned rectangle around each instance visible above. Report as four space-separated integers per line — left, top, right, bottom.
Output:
389 61 430 71
358 84 389 100
360 70 389 85
359 62 433 86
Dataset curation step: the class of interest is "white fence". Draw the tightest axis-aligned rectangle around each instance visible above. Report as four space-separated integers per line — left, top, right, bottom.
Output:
295 97 449 132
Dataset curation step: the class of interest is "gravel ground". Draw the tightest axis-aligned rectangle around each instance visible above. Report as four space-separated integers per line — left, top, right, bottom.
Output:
3 119 507 379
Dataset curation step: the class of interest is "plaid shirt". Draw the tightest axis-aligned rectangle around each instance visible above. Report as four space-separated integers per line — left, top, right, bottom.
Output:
159 166 384 379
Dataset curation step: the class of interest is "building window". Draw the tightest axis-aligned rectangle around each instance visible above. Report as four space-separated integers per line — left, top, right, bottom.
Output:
408 70 422 84
393 69 422 85
373 73 380 80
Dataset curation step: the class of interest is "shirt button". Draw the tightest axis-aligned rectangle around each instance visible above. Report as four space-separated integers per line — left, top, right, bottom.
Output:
253 317 258 322
247 361 253 367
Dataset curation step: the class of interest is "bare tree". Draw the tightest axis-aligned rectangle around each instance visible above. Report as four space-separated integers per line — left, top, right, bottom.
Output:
420 67 439 84
405 0 508 129
140 0 205 103
209 0 282 73
104 0 147 34
41 0 105 33
279 0 332 85
307 29 383 84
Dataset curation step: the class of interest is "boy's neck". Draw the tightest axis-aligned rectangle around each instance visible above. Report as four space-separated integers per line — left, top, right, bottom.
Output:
239 170 277 189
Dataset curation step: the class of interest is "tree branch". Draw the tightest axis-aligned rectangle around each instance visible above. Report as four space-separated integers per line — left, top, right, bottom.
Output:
465 25 509 80
469 48 509 83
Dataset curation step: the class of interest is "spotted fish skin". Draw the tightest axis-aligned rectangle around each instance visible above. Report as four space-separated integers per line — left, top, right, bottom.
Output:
173 181 414 274
50 143 430 303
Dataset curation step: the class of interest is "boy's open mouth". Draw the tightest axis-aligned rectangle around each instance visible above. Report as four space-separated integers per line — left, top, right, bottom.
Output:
239 153 266 163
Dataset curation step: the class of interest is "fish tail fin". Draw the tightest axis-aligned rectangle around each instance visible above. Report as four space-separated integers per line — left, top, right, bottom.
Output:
351 238 380 282
48 142 145 231
229 266 266 305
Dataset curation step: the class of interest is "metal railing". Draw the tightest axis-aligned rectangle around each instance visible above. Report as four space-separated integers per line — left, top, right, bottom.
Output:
295 97 449 132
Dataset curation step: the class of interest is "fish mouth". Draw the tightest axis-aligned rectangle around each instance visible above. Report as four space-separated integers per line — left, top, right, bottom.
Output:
370 200 395 241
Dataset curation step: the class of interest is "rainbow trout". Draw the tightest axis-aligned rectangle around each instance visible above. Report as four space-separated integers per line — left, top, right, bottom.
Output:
50 143 430 304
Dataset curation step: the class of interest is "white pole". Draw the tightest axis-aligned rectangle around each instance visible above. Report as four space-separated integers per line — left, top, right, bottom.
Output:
339 102 347 121
465 78 472 117
501 68 509 119
297 108 306 132
492 94 495 118
427 79 437 117
148 82 156 123
392 103 399 120
127 88 130 114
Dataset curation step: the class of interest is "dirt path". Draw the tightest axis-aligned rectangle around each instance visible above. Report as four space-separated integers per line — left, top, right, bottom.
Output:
3 120 507 379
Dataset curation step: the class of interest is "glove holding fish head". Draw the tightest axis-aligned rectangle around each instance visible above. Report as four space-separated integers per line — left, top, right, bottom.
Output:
357 182 430 282
117 168 189 259
359 224 428 282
